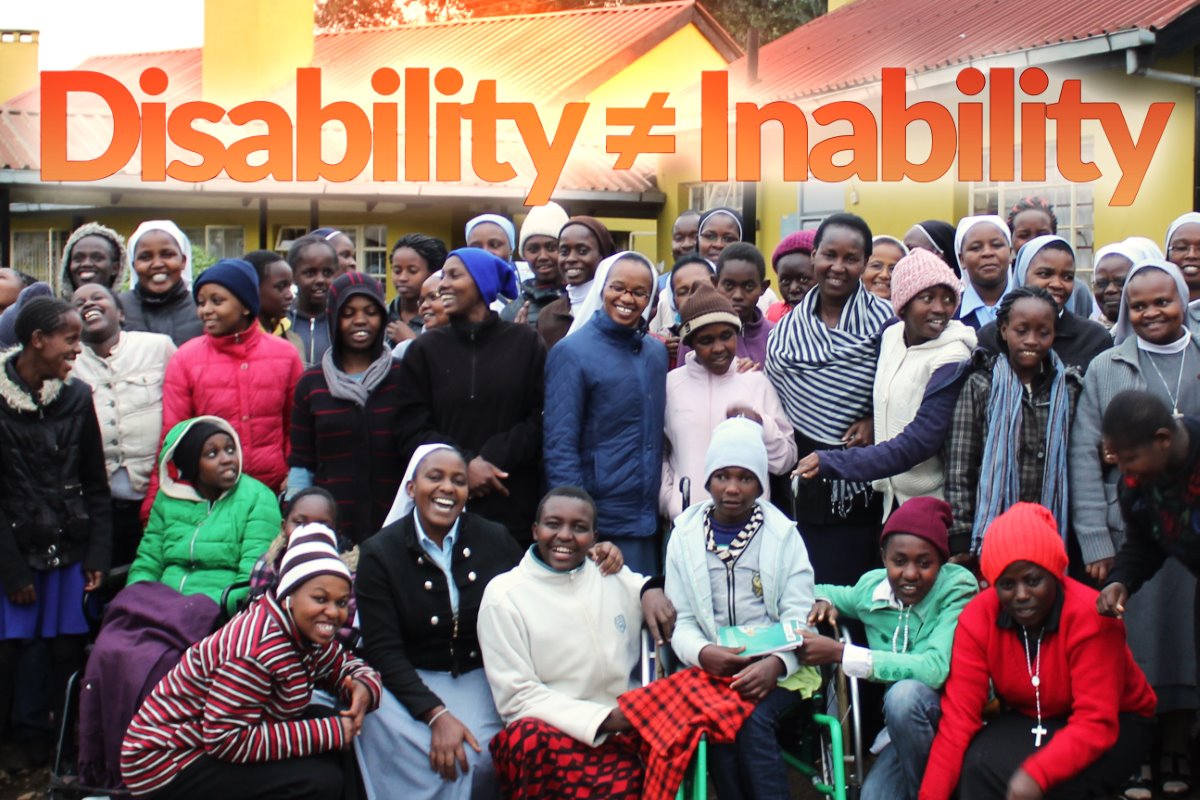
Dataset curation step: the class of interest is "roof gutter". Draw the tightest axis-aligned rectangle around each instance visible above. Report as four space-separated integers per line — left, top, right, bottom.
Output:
1126 47 1200 87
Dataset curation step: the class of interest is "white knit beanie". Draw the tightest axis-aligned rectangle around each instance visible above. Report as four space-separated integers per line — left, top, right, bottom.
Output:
518 203 570 256
703 417 769 493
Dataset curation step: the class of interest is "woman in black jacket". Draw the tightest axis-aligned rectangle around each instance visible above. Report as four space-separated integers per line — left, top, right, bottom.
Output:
0 297 111 762
119 220 203 347
394 248 546 543
289 272 404 545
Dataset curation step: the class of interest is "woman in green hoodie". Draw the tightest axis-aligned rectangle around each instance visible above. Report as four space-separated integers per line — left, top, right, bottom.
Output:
127 416 280 613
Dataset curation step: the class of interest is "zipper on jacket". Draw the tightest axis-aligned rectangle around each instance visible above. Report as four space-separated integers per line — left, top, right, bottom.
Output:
182 503 216 592
726 565 737 626
308 318 316 364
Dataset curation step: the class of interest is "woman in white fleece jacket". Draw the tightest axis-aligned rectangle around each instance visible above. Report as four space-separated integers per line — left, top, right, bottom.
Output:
478 486 674 800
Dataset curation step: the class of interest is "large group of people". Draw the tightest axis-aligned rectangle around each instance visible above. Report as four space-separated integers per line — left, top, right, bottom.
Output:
0 200 1197 800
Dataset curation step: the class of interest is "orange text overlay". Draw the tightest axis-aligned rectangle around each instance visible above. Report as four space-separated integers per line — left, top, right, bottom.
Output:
40 67 1172 206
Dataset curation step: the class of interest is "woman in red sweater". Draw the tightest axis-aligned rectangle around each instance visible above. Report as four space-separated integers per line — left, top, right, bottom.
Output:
919 502 1155 800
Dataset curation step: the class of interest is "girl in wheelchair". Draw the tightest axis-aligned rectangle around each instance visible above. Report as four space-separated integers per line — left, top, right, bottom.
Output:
664 417 816 799
801 496 977 800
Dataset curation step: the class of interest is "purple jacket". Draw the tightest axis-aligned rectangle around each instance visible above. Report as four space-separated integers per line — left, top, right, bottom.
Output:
78 582 220 790
677 307 774 366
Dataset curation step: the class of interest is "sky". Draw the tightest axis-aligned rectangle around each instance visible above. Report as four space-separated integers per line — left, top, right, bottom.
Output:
0 0 204 70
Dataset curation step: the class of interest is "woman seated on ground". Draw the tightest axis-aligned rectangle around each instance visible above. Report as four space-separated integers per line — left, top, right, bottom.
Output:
120 523 382 800
802 497 977 800
665 417 816 799
354 445 626 800
478 487 676 799
128 416 279 614
919 502 1156 800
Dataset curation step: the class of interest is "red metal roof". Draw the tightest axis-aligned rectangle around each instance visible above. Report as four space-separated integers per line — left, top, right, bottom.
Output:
734 0 1199 102
1 0 740 197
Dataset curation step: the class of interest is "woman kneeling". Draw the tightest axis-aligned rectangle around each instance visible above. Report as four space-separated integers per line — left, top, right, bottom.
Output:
920 503 1155 800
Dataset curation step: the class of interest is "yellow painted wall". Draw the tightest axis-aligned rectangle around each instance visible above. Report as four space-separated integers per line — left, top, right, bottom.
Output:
585 24 729 110
203 0 313 105
0 31 38 105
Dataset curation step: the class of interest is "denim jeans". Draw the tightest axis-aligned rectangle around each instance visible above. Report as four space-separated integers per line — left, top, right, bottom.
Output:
862 680 942 800
709 685 801 800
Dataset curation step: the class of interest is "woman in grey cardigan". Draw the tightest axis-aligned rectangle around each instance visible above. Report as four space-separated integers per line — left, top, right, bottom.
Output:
1069 258 1199 796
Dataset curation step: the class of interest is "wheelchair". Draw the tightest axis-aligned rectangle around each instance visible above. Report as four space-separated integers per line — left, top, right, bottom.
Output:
642 625 864 800
48 575 250 799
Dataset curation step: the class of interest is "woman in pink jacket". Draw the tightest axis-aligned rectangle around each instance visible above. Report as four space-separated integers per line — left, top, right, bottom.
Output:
660 283 796 519
157 259 302 502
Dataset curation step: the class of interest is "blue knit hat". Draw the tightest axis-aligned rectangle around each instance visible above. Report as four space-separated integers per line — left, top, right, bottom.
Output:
447 247 518 304
193 259 260 317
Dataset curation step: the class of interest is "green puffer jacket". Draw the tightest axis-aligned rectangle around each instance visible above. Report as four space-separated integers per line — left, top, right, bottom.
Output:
127 416 280 613
815 562 977 689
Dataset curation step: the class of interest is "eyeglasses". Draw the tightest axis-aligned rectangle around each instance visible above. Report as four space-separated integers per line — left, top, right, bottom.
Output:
1093 277 1127 291
605 283 651 300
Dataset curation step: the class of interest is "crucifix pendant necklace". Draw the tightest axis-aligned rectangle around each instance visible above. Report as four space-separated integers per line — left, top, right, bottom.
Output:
1022 627 1047 747
1147 349 1188 418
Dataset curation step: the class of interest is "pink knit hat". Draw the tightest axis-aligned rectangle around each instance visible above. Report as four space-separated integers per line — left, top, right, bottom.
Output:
772 230 816 268
979 503 1069 586
890 247 962 316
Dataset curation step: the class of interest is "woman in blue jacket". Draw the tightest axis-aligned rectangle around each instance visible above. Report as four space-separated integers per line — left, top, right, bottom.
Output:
543 252 667 574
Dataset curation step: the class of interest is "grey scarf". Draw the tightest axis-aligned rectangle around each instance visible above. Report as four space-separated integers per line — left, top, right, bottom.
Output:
321 348 393 406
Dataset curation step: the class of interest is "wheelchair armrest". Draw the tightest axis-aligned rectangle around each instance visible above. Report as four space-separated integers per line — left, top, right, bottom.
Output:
219 579 252 620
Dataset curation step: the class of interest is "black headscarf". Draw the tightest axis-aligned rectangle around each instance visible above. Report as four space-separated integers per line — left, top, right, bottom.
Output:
915 220 960 277
173 421 226 483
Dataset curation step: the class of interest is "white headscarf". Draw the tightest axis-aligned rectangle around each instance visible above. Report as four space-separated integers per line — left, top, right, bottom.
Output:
383 443 460 527
1094 239 1150 269
566 251 658 337
954 215 1011 258
1165 212 1200 254
1012 235 1073 288
1112 259 1191 345
660 256 716 327
127 220 194 289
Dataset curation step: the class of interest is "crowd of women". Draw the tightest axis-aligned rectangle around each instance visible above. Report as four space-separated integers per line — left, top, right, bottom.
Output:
0 199 1197 800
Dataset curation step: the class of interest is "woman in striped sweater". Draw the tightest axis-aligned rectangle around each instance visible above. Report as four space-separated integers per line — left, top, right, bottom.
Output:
120 523 382 800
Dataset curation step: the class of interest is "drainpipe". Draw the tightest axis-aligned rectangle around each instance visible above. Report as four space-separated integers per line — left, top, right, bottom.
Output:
1127 49 1200 211
742 27 760 245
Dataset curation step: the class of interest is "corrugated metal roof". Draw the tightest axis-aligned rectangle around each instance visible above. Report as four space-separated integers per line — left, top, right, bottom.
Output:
736 0 1199 102
2 0 736 197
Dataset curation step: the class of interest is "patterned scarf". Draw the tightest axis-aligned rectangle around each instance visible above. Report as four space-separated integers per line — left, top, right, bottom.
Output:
765 285 892 513
970 352 1071 553
703 505 764 566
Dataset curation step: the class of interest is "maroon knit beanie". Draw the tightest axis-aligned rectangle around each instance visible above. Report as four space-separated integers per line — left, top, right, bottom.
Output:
880 496 951 560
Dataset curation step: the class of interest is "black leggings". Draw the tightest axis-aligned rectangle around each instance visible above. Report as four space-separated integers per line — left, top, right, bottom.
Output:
958 710 1153 799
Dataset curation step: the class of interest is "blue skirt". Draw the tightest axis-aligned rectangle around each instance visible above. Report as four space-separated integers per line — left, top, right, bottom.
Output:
356 668 502 800
0 565 89 640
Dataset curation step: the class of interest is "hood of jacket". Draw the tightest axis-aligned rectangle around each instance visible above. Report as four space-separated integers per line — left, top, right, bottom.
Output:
0 347 66 413
157 415 244 502
59 222 128 297
326 273 388 362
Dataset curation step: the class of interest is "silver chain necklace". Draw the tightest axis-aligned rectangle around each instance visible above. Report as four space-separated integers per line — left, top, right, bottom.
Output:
1022 627 1048 747
1146 349 1188 418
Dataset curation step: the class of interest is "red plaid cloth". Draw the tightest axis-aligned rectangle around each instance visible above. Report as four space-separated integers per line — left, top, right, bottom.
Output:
490 717 644 799
617 667 756 800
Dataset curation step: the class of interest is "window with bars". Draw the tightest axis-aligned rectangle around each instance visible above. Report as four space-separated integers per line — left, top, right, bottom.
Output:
10 230 68 287
272 224 389 282
686 182 743 212
969 141 1095 283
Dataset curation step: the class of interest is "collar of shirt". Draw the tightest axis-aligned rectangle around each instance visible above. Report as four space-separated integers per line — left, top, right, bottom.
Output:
415 514 461 564
959 275 1012 323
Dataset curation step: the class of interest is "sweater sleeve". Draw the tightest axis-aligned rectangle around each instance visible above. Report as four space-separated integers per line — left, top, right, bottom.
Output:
288 374 317 471
1020 621 1127 791
943 372 988 554
393 339 464 460
142 353 196 522
772 526 816 678
477 594 615 745
663 529 711 669
759 380 797 475
868 568 976 689
1068 368 1118 564
200 655 346 763
353 545 442 719
819 363 965 483
78 393 113 575
311 643 383 711
542 345 588 489
813 582 863 622
1105 491 1170 595
918 597 995 800
477 334 546 470
280 350 302 464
